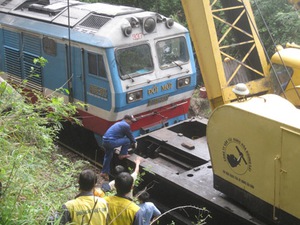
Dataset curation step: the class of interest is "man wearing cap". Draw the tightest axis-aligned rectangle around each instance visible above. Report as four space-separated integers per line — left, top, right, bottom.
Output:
100 115 137 181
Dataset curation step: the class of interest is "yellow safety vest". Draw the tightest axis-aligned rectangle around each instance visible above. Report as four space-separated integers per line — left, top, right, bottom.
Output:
104 195 140 225
94 187 105 198
65 195 108 225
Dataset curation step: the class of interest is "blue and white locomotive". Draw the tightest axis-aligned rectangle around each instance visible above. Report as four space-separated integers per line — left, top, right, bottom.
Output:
0 0 197 138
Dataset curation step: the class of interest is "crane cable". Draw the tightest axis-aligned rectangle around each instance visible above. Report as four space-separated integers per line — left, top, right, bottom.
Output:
67 0 73 103
245 0 300 101
66 1 98 223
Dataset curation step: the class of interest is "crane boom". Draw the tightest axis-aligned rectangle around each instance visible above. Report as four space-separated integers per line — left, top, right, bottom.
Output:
181 0 270 109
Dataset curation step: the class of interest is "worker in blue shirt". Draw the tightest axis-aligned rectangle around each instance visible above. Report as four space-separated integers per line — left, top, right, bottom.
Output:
137 191 161 225
100 115 137 181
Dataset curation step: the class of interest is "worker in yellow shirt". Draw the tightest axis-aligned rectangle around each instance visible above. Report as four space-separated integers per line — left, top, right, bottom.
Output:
104 172 143 225
60 169 108 225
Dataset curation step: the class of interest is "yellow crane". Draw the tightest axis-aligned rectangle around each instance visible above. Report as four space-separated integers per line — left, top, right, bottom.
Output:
289 0 300 9
181 0 300 109
181 0 300 224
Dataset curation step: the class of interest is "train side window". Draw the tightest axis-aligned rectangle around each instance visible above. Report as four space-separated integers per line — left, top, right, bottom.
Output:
116 44 154 80
156 37 189 69
88 53 107 79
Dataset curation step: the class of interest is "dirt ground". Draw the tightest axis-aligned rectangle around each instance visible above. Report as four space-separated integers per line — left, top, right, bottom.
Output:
188 87 211 119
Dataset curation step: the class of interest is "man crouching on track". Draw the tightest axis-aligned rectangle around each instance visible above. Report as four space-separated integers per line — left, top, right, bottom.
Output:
60 169 108 225
101 115 137 181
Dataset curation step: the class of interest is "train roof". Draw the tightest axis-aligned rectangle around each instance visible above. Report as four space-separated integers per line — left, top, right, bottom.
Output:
0 0 144 26
0 0 188 47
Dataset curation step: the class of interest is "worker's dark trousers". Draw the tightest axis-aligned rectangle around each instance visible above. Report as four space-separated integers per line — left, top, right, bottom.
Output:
101 137 130 174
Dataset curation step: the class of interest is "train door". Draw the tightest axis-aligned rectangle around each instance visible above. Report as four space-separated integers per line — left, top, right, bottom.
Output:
79 49 111 132
84 50 111 110
72 47 111 109
72 47 84 103
279 127 300 220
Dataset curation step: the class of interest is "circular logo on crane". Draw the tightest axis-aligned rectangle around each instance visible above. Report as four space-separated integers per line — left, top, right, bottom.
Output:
222 138 252 175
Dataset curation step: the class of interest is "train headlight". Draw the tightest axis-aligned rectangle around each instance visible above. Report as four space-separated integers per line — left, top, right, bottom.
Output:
177 76 191 89
144 17 156 33
123 16 157 36
127 89 143 103
165 18 174 29
142 16 157 34
122 24 132 37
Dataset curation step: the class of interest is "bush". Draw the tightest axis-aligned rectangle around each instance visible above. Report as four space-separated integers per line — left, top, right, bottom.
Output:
0 67 89 224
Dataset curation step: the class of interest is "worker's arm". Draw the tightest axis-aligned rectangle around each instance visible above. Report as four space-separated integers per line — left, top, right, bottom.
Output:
133 156 143 174
59 204 71 225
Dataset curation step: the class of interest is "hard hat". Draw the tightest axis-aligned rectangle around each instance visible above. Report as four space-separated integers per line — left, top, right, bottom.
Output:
232 83 249 96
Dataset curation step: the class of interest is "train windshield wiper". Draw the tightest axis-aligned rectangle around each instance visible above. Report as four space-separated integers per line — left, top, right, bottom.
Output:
126 73 135 82
172 61 183 70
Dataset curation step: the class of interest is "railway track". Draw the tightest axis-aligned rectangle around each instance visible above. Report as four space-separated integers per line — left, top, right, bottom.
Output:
57 141 103 168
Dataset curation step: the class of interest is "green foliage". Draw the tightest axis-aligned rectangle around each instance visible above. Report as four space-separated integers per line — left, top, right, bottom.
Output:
96 0 186 25
0 58 89 224
97 0 300 56
0 144 88 225
152 205 211 225
252 0 300 55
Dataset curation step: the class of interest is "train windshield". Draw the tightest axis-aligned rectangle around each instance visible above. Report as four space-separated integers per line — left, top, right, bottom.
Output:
156 37 189 69
116 44 154 80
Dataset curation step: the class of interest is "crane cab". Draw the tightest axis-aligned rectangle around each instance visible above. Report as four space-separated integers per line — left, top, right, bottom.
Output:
270 44 300 107
207 94 300 225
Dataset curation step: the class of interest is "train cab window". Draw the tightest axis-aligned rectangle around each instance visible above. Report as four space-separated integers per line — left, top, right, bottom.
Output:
156 37 189 69
88 53 107 78
270 64 293 95
116 44 154 80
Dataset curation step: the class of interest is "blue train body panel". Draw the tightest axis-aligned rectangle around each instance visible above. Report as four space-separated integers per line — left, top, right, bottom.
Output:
0 0 197 136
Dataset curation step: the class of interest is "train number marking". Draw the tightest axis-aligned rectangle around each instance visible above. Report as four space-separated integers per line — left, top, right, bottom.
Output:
147 85 158 95
132 33 143 40
89 85 108 99
147 83 172 95
161 83 172 91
